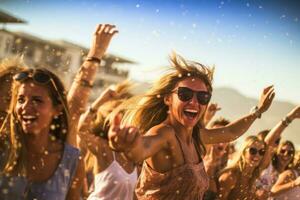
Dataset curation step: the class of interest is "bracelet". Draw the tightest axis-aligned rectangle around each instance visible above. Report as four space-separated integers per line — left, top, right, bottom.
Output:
85 56 101 64
281 116 292 127
88 106 97 114
76 79 93 88
250 106 262 119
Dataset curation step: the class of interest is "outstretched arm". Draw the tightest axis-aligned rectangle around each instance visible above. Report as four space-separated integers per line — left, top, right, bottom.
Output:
67 24 118 146
259 106 300 171
108 114 172 163
201 85 275 144
271 170 300 196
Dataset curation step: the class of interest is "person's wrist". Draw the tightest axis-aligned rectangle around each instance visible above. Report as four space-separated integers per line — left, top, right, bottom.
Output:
85 56 101 64
281 116 292 127
250 106 262 119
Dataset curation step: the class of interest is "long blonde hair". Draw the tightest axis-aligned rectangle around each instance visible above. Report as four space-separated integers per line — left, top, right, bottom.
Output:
222 135 266 186
122 52 214 156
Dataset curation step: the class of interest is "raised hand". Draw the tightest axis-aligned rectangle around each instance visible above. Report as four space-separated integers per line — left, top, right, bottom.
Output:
108 113 139 152
87 24 119 59
257 85 275 115
204 103 221 125
287 106 300 120
97 86 119 105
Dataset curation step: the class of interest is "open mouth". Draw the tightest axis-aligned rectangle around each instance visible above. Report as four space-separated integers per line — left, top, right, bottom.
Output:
183 108 198 119
22 115 38 125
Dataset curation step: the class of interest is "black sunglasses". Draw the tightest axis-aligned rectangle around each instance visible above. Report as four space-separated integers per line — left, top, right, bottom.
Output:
13 70 69 117
249 147 265 156
14 70 52 84
280 149 294 156
174 87 211 105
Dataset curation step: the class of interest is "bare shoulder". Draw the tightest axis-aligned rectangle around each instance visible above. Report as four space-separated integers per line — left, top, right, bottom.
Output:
219 168 238 186
145 123 176 139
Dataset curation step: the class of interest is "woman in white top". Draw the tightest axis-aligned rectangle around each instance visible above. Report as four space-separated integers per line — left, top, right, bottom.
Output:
78 81 137 200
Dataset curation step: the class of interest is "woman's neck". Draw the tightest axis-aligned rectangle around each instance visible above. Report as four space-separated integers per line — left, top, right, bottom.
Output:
165 116 193 144
241 162 256 179
24 131 50 155
277 160 288 173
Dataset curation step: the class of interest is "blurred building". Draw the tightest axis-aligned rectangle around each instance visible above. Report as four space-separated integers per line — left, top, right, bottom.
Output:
0 9 135 100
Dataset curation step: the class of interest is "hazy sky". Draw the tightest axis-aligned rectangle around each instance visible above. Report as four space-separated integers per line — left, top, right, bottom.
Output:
1 0 299 104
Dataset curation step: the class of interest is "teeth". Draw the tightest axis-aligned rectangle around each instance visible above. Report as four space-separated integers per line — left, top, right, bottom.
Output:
23 115 36 119
184 109 198 113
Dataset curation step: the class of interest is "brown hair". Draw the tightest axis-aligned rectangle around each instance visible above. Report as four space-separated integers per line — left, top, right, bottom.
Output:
273 140 295 171
2 68 69 175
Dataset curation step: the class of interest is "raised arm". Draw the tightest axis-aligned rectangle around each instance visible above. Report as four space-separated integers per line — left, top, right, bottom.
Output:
271 170 300 196
77 86 118 133
67 24 118 146
259 106 300 171
108 114 173 163
201 85 275 144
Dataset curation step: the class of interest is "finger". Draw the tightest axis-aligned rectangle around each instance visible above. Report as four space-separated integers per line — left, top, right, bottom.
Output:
216 107 222 111
112 112 123 129
126 127 138 143
98 24 108 34
94 24 103 34
104 25 111 33
266 88 275 98
263 85 274 94
118 126 129 143
110 29 119 36
269 92 275 101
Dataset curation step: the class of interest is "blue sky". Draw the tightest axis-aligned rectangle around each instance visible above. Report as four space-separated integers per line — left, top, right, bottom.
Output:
1 0 300 104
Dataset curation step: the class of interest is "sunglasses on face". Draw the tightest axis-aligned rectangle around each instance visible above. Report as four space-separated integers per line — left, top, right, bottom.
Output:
13 70 69 118
280 149 294 156
174 87 211 105
248 147 265 156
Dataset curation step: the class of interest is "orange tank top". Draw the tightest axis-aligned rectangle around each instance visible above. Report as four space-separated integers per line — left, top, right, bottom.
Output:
135 133 209 200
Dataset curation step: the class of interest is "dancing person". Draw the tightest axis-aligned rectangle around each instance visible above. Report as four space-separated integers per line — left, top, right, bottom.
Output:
78 81 137 200
108 52 275 200
218 106 300 200
0 68 84 199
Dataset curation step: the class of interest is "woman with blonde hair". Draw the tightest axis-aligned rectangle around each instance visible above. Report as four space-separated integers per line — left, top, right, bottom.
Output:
218 106 300 200
108 52 274 200
218 136 267 199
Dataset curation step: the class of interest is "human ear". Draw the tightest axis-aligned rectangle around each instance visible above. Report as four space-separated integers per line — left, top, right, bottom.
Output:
164 94 172 106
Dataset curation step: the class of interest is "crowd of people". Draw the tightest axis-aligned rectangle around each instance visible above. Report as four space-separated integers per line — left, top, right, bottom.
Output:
0 24 299 200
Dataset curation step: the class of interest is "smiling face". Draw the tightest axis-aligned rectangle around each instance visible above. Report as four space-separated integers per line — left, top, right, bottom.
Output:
244 140 265 167
277 143 295 168
15 81 60 135
165 77 209 129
